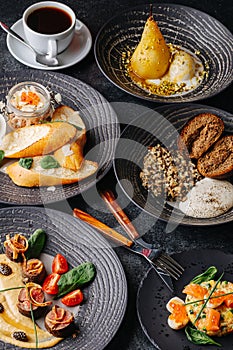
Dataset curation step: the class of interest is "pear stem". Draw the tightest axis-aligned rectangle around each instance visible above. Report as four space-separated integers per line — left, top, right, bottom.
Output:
149 4 153 18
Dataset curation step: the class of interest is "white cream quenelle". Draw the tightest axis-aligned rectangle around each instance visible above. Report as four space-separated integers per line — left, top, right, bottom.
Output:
179 178 233 218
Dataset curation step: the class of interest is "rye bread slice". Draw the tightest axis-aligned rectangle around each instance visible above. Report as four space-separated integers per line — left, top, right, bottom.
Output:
178 113 224 159
197 135 233 178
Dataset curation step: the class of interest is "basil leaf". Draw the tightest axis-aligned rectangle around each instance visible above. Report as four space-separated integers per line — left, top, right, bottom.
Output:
25 229 47 260
185 326 221 347
19 157 33 169
191 266 217 284
40 155 60 169
56 262 96 298
0 150 4 163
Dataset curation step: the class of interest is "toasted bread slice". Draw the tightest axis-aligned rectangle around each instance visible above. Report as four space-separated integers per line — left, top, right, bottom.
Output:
52 105 87 171
1 122 77 158
52 105 86 130
197 135 233 178
53 138 86 171
178 114 224 159
6 156 98 187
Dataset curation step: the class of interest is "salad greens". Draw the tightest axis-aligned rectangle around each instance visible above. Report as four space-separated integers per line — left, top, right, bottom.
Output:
185 326 221 347
56 262 96 298
25 229 47 260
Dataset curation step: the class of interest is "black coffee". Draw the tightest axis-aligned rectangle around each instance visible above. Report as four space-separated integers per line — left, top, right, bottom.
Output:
27 7 72 34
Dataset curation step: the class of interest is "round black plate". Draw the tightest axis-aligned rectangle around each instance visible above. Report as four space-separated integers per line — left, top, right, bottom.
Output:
0 70 120 205
114 103 233 226
137 249 233 350
0 206 127 350
95 3 233 103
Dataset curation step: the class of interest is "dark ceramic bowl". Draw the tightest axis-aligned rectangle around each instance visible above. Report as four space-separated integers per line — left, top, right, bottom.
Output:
137 249 233 350
113 104 233 226
95 3 233 103
0 206 127 350
0 70 120 205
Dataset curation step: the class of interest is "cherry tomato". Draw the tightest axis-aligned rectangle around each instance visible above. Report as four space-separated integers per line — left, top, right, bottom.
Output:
52 253 69 274
61 289 84 307
42 273 60 295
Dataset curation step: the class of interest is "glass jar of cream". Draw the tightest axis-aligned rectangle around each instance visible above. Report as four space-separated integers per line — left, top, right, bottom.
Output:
6 81 52 129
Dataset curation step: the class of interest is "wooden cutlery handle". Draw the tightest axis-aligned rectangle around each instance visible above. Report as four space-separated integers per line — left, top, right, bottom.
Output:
73 208 133 247
100 190 140 240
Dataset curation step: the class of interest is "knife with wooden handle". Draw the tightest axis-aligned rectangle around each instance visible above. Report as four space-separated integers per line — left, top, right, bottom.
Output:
73 208 174 292
100 189 140 241
73 208 133 247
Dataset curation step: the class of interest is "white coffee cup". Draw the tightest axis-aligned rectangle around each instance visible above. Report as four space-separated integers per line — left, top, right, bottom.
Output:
23 1 76 58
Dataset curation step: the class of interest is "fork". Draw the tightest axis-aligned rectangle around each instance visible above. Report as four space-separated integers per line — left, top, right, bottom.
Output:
73 207 183 291
100 190 184 280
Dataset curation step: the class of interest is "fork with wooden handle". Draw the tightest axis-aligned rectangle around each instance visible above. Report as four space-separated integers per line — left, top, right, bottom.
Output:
73 207 181 292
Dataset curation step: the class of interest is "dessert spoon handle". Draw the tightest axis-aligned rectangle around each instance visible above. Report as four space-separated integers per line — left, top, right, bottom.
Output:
0 21 32 51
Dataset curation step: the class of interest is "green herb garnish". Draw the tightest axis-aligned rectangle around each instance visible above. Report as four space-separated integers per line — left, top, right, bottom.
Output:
191 266 217 284
0 286 24 292
25 229 47 260
56 120 83 131
30 294 38 348
40 155 60 169
185 326 221 347
185 291 233 306
0 150 4 163
56 262 96 298
42 120 83 131
19 157 33 169
194 272 224 324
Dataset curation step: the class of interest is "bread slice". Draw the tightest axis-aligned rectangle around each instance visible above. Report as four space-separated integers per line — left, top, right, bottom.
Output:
52 105 85 130
52 105 87 171
178 114 224 159
1 122 77 158
197 135 233 178
6 156 98 187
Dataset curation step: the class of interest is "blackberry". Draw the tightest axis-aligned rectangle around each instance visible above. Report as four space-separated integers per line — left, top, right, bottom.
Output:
0 263 12 276
0 303 4 313
12 331 28 342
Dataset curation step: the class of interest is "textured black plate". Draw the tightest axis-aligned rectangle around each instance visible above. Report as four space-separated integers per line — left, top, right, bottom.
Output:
114 103 233 226
0 206 127 350
94 3 233 103
137 249 233 350
0 70 120 205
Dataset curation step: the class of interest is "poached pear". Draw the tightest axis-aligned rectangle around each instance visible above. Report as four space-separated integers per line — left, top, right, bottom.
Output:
130 14 170 79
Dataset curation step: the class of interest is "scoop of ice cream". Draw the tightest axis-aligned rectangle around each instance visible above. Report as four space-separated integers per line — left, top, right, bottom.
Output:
168 51 195 83
179 178 233 218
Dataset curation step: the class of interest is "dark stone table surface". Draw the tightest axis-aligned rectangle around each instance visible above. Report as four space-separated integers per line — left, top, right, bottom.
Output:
0 0 232 349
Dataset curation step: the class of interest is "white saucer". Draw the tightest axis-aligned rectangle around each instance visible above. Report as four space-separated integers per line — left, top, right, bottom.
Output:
6 19 92 70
